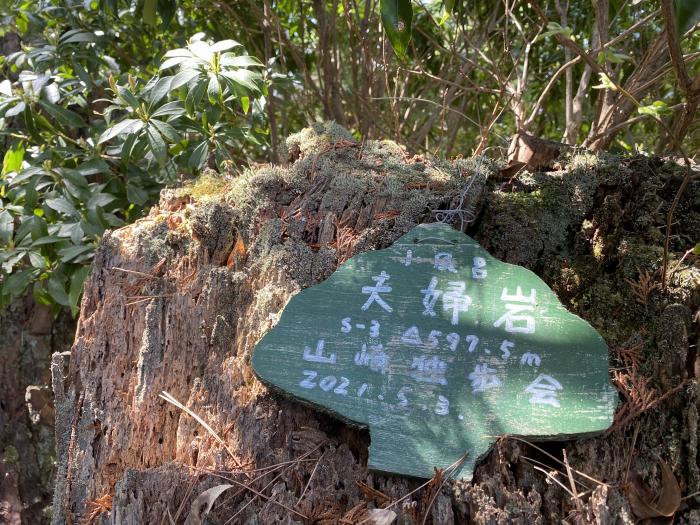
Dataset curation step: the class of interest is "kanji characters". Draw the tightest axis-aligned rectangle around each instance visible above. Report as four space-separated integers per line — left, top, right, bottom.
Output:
303 339 336 364
421 277 441 317
361 271 393 312
443 281 472 325
525 374 562 407
493 286 536 334
411 355 448 385
468 364 501 393
434 252 458 273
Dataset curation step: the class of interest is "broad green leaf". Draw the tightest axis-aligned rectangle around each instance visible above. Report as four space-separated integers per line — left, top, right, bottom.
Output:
3 268 35 299
98 119 144 144
638 100 672 118
5 100 26 118
207 73 221 103
241 96 250 114
0 210 13 244
146 125 168 166
150 119 180 142
75 158 111 176
211 40 242 53
677 0 700 33
87 192 117 210
48 274 70 306
59 30 99 45
693 243 700 256
158 0 177 28
116 85 140 109
38 101 84 129
189 140 209 170
170 69 200 90
143 0 157 25
185 80 207 114
46 196 79 217
69 265 90 316
126 182 148 205
147 77 173 106
189 40 213 61
380 0 413 59
220 54 263 68
28 251 47 269
220 69 261 92
151 101 185 118
2 143 25 175
159 56 189 70
0 79 12 96
57 244 92 263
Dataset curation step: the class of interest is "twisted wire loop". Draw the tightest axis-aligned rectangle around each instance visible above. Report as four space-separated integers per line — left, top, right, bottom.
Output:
433 156 489 232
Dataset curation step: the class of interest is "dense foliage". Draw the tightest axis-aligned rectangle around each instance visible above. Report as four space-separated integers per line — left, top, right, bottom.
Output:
0 1 265 312
1 0 699 314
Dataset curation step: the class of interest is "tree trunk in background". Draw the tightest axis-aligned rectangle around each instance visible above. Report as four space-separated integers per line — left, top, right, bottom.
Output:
0 297 74 524
50 125 700 524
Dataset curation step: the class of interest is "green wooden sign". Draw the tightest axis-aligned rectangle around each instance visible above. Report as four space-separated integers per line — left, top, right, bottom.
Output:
252 223 617 479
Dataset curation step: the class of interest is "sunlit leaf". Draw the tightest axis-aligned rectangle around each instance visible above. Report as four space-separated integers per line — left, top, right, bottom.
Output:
380 0 413 59
98 119 144 144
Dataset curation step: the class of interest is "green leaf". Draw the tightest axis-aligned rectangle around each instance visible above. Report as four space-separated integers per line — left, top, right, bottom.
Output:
5 100 26 118
28 251 47 269
48 274 70 306
185 80 207 114
116 85 140 109
59 30 99 45
38 101 85 129
69 265 90 316
87 192 117 210
170 69 200 90
2 143 24 175
146 76 173 106
98 119 144 144
241 96 250 114
143 0 157 25
57 244 92 263
150 118 180 142
210 40 242 53
45 196 79 217
219 54 263 68
638 100 672 119
127 182 148 206
692 243 700 256
208 73 221 103
151 101 185 118
220 69 261 92
380 0 413 59
3 268 34 299
677 0 700 33
158 0 177 28
0 210 13 244
146 125 168 166
189 140 209 170
159 56 189 70
444 0 455 14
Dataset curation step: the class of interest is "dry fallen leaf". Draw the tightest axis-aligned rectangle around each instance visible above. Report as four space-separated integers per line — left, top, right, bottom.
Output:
184 484 233 525
626 459 680 522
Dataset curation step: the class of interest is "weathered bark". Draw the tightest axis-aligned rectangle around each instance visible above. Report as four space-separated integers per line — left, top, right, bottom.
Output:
0 296 74 524
51 124 700 524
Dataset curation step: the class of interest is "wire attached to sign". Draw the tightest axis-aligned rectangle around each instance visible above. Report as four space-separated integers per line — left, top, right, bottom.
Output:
432 156 488 232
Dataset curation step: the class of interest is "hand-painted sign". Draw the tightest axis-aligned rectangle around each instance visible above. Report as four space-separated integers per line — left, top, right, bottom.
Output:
252 223 617 479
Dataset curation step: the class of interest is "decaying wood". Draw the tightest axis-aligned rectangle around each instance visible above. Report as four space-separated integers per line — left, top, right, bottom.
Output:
48 126 700 524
